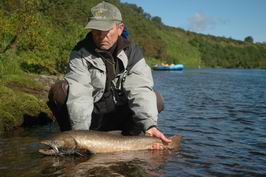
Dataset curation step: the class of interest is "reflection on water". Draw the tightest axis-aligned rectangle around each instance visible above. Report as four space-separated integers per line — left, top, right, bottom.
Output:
39 150 173 177
1 69 266 176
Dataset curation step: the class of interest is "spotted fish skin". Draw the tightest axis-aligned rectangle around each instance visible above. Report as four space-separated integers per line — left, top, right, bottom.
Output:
39 130 181 155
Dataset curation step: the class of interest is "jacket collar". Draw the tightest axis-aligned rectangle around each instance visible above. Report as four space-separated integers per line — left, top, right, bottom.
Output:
85 32 130 71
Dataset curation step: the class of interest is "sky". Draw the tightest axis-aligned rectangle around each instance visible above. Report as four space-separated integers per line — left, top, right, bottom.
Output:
120 0 266 42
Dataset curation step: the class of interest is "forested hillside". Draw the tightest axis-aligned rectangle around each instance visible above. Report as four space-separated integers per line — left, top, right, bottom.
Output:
1 0 266 76
0 0 266 131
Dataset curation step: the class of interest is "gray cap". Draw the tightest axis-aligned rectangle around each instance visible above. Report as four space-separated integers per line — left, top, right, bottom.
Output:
85 1 122 31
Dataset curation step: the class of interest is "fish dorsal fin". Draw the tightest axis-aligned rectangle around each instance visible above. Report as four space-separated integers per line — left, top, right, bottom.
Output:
107 130 122 135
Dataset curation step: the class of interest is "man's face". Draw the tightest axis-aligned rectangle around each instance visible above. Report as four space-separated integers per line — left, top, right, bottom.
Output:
92 23 124 50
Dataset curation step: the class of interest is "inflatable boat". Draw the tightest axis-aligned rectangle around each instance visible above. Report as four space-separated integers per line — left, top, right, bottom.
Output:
153 64 184 71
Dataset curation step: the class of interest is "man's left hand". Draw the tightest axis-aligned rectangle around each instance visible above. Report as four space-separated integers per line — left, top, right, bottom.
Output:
146 127 172 144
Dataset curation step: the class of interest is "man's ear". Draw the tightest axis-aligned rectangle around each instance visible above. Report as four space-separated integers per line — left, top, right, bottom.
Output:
118 23 124 36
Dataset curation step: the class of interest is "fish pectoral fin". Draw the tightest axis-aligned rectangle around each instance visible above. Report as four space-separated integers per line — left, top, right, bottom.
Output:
74 149 93 157
70 137 93 156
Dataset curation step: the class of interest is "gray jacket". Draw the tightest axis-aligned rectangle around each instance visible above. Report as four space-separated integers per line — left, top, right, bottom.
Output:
65 34 158 131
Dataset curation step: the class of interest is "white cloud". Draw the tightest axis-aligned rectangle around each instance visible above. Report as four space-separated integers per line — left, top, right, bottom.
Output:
187 11 218 32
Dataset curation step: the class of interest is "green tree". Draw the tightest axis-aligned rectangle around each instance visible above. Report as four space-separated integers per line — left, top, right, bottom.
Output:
244 36 254 43
151 16 163 25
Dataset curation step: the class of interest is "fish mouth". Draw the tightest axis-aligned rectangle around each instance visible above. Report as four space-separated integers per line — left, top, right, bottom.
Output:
39 141 59 156
39 141 91 157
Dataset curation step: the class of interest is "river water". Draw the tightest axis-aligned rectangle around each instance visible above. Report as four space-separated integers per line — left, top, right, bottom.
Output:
0 69 266 177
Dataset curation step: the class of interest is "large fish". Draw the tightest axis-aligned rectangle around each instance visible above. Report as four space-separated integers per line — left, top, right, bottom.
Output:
39 130 181 156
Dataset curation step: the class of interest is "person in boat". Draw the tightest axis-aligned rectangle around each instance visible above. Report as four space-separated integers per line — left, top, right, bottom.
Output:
47 1 171 144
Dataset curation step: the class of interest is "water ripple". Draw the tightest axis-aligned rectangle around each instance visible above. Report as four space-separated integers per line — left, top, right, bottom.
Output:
155 69 266 176
0 69 266 177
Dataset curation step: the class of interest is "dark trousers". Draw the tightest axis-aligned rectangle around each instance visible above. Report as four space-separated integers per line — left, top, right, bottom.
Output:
47 80 164 135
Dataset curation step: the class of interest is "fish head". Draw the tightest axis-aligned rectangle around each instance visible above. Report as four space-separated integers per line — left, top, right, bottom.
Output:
39 139 66 155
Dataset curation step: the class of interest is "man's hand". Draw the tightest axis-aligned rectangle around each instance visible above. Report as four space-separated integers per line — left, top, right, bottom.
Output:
146 127 172 144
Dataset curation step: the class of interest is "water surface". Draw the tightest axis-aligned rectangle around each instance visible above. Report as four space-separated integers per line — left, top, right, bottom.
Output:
1 69 266 176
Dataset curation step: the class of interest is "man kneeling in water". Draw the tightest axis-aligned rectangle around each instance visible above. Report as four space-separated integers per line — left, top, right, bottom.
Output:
47 1 171 146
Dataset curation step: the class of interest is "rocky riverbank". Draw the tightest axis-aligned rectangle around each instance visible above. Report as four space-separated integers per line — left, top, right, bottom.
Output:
0 74 63 133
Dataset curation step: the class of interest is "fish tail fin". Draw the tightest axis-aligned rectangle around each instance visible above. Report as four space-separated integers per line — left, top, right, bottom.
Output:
167 135 182 150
